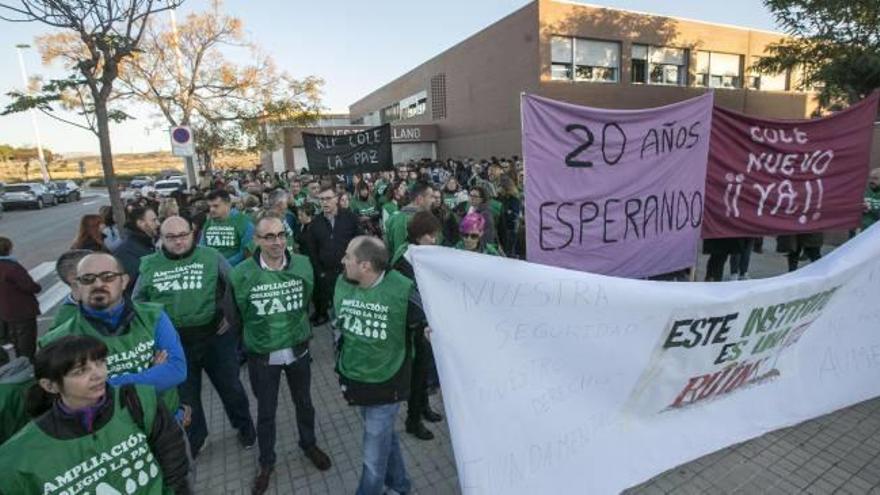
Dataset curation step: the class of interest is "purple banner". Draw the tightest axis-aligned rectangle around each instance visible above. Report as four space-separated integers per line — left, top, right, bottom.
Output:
523 92 714 278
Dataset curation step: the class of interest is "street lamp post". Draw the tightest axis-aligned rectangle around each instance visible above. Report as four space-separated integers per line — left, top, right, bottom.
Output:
15 43 50 183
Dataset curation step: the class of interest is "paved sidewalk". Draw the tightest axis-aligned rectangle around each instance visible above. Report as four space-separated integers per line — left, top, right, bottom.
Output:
190 240 880 494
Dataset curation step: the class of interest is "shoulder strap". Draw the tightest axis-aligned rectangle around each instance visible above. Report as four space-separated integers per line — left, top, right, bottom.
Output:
119 384 146 431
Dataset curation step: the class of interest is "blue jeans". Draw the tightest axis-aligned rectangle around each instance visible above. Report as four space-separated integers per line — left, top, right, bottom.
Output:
179 329 255 452
357 402 410 495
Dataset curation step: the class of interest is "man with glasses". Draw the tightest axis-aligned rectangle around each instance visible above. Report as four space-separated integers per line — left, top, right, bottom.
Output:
200 189 254 266
304 185 361 326
40 252 187 418
134 216 256 457
230 216 332 494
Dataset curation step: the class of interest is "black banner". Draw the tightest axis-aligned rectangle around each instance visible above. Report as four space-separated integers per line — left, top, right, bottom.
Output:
302 124 393 174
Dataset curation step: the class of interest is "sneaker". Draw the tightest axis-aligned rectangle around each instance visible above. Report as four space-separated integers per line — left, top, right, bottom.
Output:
303 445 332 471
252 465 274 495
238 429 256 450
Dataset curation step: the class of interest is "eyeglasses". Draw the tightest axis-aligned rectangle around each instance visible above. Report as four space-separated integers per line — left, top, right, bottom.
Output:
257 231 287 242
163 231 191 241
76 271 125 285
461 233 481 240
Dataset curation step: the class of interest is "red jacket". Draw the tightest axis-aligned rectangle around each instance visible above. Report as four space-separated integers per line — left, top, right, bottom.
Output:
0 259 41 321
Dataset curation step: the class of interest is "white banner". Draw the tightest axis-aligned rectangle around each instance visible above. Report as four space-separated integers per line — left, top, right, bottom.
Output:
407 225 880 494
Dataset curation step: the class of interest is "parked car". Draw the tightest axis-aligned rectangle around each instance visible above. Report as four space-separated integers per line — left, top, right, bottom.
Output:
129 176 154 189
0 183 57 209
49 180 82 203
154 179 185 197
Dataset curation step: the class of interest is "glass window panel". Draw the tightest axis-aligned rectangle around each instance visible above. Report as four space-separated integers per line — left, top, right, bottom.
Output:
632 59 647 83
712 53 741 76
632 44 648 60
696 51 710 74
551 63 572 80
575 38 619 68
650 46 685 66
551 36 572 63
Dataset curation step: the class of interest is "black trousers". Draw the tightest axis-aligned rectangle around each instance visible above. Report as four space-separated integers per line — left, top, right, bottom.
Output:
787 247 821 272
247 349 317 468
0 318 37 361
313 268 339 318
407 333 433 424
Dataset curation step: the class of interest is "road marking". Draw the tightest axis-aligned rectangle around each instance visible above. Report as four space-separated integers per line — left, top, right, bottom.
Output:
38 281 70 314
28 261 54 282
83 200 97 206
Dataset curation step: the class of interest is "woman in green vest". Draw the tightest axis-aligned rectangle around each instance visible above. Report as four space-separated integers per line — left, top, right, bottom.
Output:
454 212 501 256
0 335 191 494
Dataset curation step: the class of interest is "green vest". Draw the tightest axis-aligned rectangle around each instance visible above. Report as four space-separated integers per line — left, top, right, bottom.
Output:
0 385 168 495
863 187 880 230
454 240 501 256
385 209 414 257
351 197 378 217
0 378 33 445
334 271 412 383
442 192 460 209
202 212 251 261
382 202 400 232
49 300 78 330
390 242 409 267
137 246 220 329
230 253 314 354
40 303 180 413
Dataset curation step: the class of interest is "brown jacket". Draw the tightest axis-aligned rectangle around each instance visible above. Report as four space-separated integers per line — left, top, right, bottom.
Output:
0 259 41 322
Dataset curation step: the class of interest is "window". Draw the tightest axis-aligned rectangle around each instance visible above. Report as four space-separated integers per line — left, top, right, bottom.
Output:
380 103 400 124
400 91 427 119
747 57 788 91
632 44 688 85
552 36 620 82
551 36 573 80
574 38 619 82
695 51 743 89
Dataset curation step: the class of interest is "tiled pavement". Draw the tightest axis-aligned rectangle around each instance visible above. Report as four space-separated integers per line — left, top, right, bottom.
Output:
191 239 880 494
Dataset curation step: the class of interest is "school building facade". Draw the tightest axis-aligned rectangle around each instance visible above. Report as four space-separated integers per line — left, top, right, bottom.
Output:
347 0 827 161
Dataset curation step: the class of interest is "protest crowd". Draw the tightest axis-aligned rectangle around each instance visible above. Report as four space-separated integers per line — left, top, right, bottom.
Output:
0 142 878 495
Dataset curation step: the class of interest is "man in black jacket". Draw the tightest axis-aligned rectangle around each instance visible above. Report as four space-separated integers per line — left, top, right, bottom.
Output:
305 185 361 326
113 205 159 296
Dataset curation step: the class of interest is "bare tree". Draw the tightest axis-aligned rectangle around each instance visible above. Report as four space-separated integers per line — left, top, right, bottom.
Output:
0 0 185 226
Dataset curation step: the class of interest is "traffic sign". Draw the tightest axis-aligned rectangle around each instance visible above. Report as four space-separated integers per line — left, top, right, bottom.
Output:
170 126 195 157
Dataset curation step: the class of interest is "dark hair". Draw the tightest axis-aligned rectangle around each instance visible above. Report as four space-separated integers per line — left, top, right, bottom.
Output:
318 184 337 196
124 205 155 231
0 236 11 256
26 335 108 417
56 249 93 286
408 181 433 203
352 236 388 273
407 211 441 244
469 185 488 201
205 189 231 202
293 205 313 219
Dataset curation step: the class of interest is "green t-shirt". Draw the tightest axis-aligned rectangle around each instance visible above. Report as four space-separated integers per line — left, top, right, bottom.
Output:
0 385 168 495
334 271 413 383
40 303 179 413
137 246 220 330
201 212 252 262
230 253 314 354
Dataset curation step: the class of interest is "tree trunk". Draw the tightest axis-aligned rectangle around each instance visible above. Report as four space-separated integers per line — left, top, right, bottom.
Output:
95 100 126 229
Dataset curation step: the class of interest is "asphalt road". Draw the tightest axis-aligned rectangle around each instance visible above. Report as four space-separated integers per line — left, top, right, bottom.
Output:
1 189 108 270
1 189 109 328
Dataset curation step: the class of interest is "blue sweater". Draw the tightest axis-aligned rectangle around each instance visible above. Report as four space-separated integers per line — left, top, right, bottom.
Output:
81 302 187 393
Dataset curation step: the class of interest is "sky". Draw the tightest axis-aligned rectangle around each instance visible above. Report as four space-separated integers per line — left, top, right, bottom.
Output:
0 0 778 155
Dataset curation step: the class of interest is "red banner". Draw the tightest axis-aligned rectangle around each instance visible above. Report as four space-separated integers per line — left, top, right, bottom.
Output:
703 93 878 238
